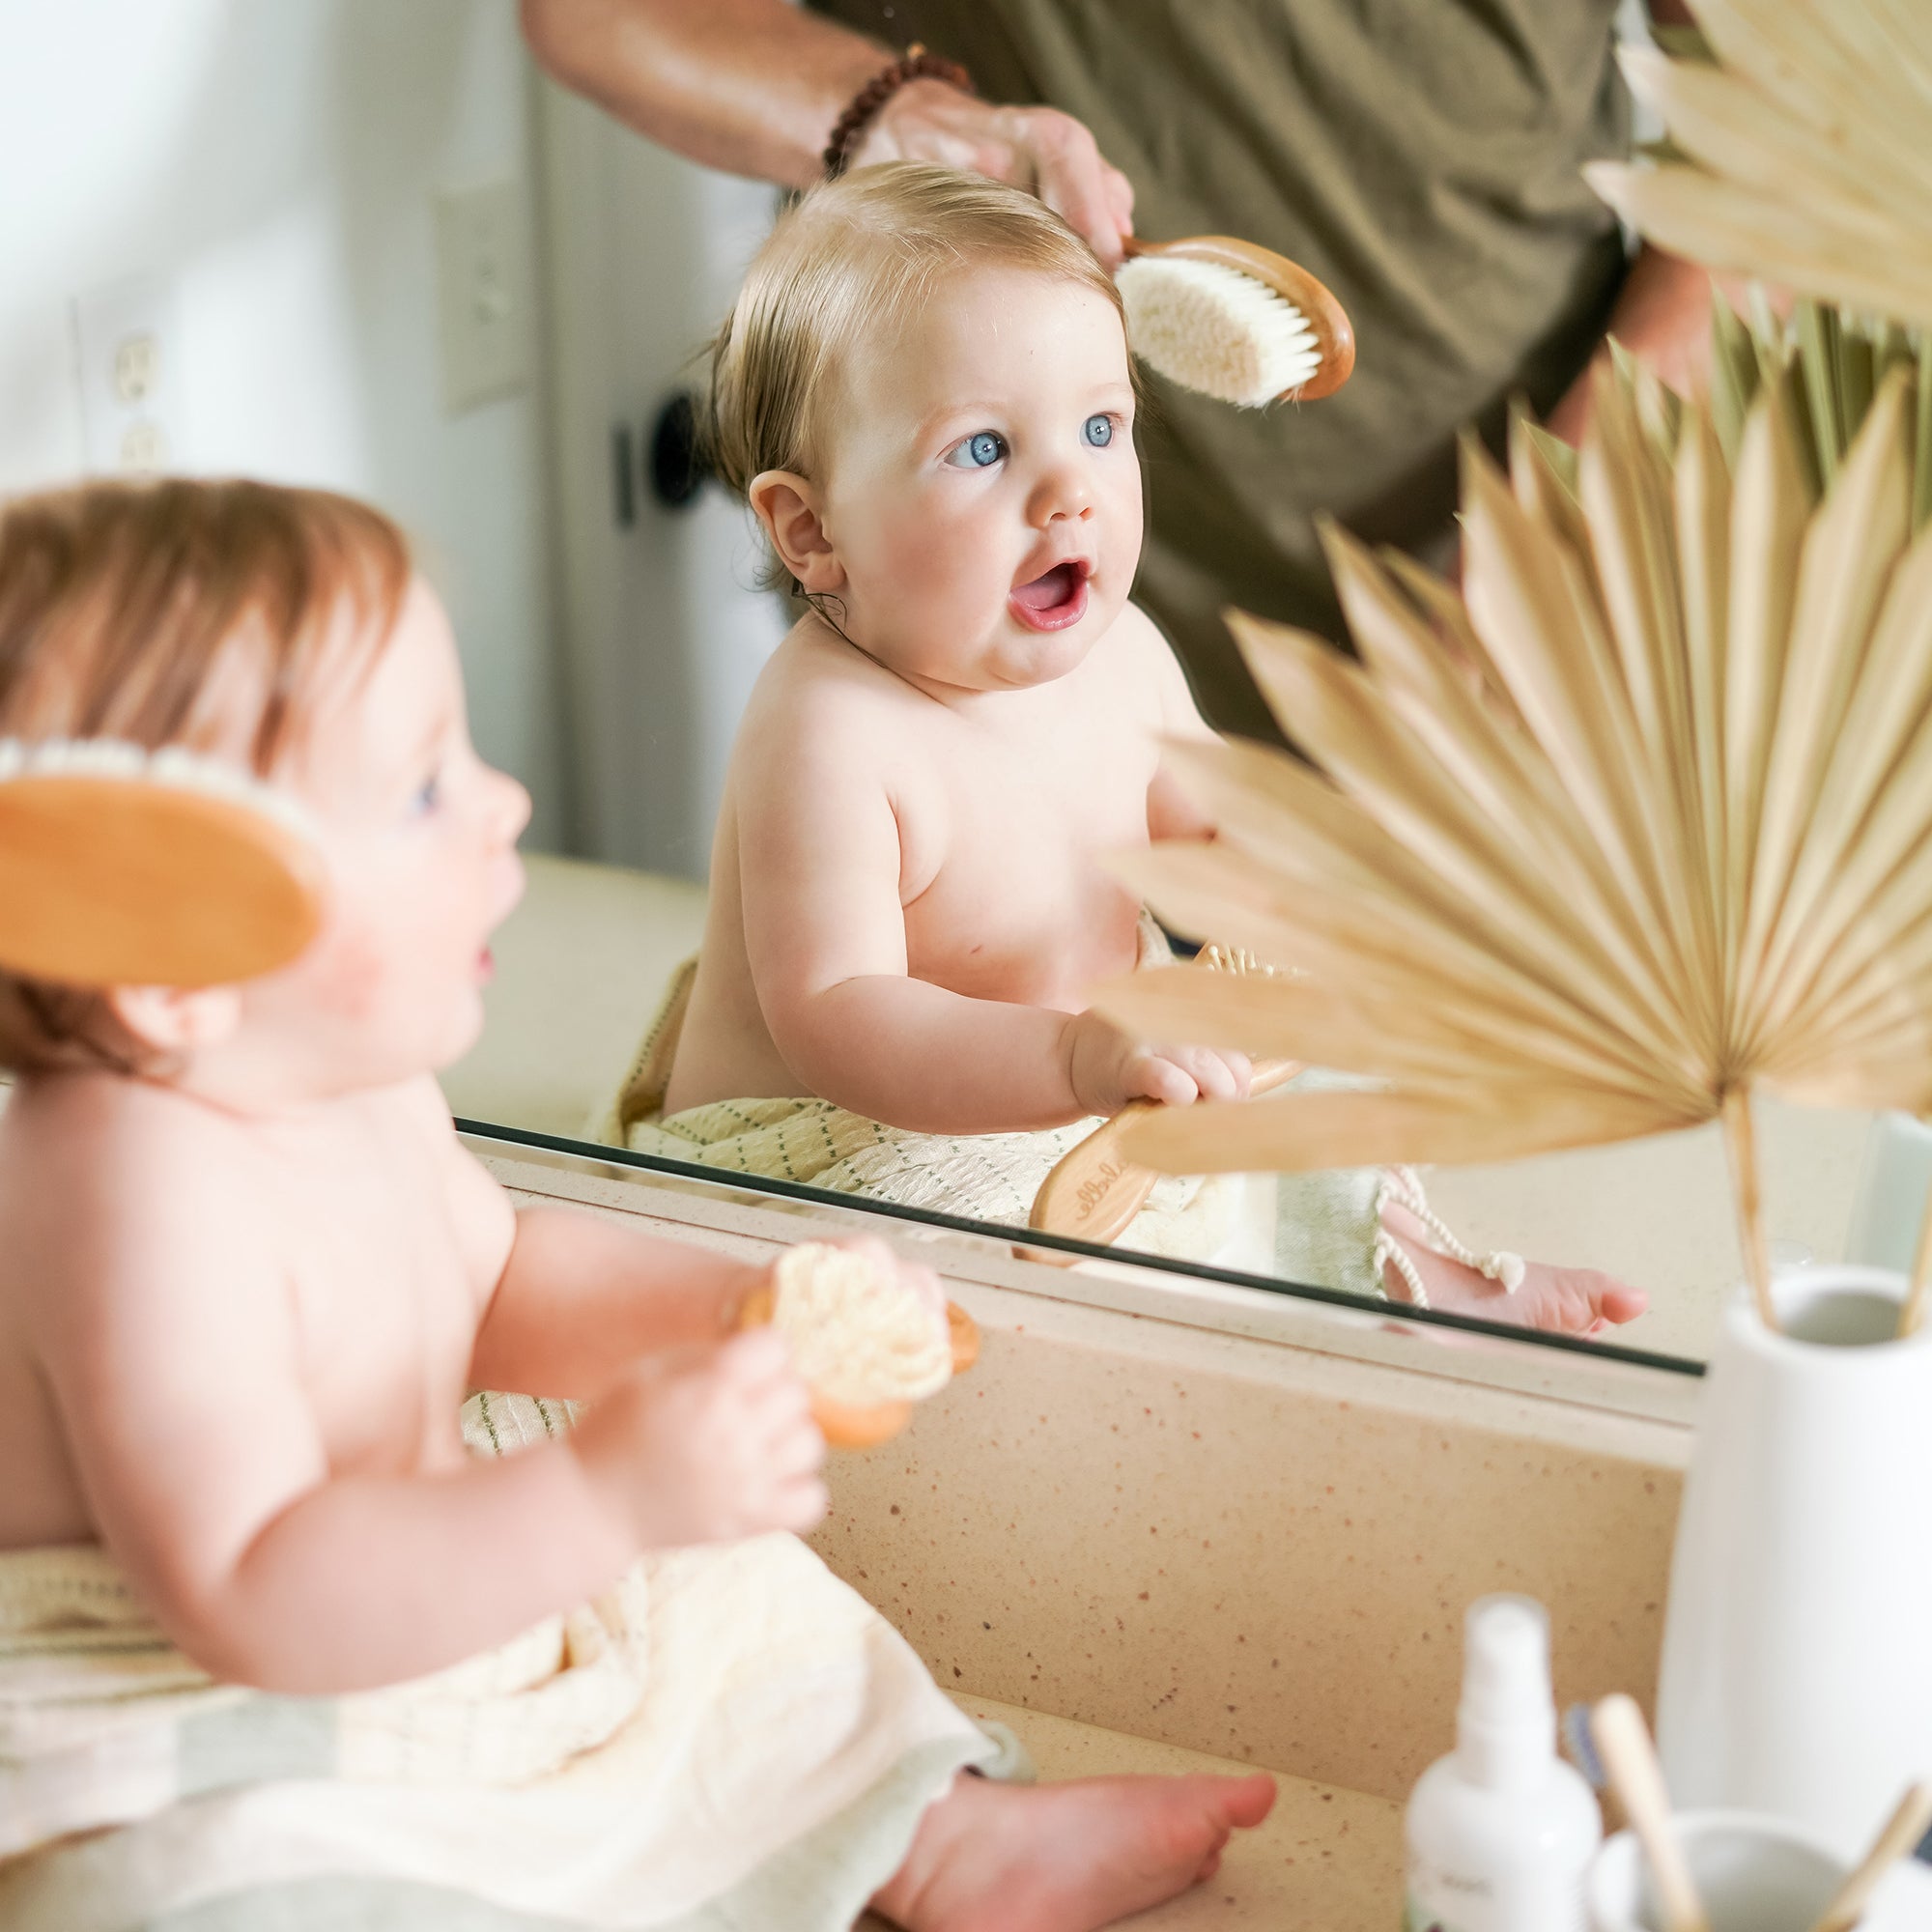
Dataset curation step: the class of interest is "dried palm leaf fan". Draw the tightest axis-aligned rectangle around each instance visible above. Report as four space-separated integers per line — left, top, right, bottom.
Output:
1583 2 1932 335
1092 347 1932 1337
1702 293 1932 523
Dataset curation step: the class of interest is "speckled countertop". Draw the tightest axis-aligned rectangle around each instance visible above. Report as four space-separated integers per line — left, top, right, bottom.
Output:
483 1147 1688 1927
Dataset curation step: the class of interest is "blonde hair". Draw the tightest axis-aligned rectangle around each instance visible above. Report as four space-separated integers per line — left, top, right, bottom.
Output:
0 476 410 1073
706 163 1127 591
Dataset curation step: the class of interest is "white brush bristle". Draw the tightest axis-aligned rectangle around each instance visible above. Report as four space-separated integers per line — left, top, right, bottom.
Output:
0 736 318 840
770 1242 952 1406
1117 256 1321 408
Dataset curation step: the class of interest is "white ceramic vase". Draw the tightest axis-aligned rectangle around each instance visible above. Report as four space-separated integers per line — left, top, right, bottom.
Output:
1655 1266 1932 1860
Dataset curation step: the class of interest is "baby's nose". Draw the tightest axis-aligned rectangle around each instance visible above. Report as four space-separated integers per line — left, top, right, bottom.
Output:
491 769 532 844
1028 467 1094 526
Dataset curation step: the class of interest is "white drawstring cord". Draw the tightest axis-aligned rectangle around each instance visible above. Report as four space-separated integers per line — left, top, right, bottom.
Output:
1371 1164 1526 1312
1194 948 1523 1312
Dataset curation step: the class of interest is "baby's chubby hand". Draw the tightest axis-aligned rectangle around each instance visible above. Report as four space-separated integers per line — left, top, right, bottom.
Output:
568 1329 829 1551
1062 1009 1252 1117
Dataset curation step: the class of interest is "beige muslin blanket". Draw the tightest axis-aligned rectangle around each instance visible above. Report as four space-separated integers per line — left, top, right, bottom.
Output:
0 1391 1008 1931
592 950 1388 1292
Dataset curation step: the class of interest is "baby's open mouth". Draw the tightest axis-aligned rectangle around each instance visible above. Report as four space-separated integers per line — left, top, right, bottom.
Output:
1008 559 1091 633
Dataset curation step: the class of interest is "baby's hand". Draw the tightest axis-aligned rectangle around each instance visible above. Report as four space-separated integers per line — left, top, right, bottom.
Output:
569 1330 828 1551
1063 1009 1252 1117
1380 1200 1648 1337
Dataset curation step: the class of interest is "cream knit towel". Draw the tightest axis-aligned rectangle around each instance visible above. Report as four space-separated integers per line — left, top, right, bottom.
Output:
591 949 1391 1282
587 933 1334 1271
0 1391 1002 1931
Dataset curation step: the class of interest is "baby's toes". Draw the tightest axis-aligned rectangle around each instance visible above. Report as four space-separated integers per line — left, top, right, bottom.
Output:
1593 1279 1648 1325
1534 1266 1644 1334
1167 1770 1275 1847
1232 1773 1277 1827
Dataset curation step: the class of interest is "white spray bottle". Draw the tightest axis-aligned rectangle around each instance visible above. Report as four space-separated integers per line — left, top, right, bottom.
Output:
1404 1594 1602 1932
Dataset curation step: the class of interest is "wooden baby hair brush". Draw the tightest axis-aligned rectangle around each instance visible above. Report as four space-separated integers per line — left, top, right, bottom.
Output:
1030 1055 1300 1253
1118 237 1355 408
1031 942 1301 1254
737 1242 979 1450
0 739 327 989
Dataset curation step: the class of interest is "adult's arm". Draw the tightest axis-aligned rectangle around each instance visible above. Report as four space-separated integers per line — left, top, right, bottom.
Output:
1542 242 1715 445
1544 0 1728 444
518 0 1134 261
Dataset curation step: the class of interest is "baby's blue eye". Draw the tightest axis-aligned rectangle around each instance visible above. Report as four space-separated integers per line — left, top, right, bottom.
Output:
412 770 442 816
947 430 1007 469
1083 413 1115 448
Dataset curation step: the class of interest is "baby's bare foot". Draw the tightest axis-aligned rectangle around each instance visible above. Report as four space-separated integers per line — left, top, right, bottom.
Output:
873 1768 1277 1932
1379 1201 1647 1337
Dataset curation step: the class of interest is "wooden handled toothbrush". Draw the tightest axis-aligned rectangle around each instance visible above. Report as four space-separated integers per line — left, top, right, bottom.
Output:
1807 1781 1932 1932
1590 1694 1710 1932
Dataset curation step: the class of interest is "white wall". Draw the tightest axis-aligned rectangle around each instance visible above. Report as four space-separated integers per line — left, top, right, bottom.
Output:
0 0 569 847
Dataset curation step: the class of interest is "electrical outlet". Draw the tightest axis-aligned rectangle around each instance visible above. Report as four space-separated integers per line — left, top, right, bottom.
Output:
434 178 532 415
73 275 181 474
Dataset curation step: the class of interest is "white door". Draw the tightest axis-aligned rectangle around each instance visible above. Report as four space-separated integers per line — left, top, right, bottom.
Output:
534 74 786 880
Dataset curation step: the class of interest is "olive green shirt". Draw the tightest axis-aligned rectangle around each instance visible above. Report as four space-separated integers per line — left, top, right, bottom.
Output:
810 0 1631 738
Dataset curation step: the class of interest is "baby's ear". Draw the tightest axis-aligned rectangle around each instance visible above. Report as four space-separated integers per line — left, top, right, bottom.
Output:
749 470 844 594
105 983 243 1059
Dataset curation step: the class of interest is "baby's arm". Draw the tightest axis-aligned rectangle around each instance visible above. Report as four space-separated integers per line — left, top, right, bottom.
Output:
737 694 1104 1131
423 1085 777 1400
37 1139 816 1693
463 1182 771 1403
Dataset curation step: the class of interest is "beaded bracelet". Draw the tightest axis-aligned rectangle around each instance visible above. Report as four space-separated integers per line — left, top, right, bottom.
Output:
823 43 974 178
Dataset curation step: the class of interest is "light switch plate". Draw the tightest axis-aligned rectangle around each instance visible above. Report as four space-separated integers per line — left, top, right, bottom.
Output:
434 178 533 415
72 274 182 473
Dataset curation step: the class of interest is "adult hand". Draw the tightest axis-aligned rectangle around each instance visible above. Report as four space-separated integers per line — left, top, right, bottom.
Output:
852 79 1135 266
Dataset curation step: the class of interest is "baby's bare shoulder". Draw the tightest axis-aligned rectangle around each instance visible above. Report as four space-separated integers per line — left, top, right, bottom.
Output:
1099 600 1210 732
2 1073 237 1227
0 1076 277 1354
1107 599 1191 687
368 1075 516 1306
733 621 924 800
744 619 914 734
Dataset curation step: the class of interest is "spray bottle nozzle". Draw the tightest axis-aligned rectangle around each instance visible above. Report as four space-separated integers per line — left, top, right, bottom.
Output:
1458 1595 1558 1789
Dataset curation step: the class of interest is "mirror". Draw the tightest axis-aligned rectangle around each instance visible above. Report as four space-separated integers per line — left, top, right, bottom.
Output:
5 2 1889 1379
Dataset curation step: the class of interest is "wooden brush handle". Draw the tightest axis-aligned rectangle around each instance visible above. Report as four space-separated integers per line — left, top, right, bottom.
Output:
1028 1057 1300 1250
1122 236 1356 401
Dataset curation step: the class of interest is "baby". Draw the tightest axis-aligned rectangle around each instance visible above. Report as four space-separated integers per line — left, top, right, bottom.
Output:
0 478 1272 1928
668 164 1644 1336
